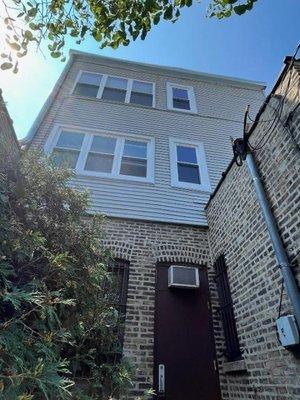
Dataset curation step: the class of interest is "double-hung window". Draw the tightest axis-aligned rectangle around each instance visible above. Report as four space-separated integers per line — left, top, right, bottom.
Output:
46 128 154 183
73 71 155 107
169 138 211 191
166 82 197 113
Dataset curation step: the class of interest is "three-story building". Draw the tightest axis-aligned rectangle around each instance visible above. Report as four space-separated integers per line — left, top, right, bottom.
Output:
25 50 265 399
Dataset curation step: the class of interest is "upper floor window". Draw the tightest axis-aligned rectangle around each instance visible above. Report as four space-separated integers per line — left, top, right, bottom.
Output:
169 138 210 191
73 71 155 107
46 127 155 183
166 82 197 113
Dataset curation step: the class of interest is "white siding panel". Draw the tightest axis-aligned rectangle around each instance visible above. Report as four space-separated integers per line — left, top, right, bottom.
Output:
30 56 265 226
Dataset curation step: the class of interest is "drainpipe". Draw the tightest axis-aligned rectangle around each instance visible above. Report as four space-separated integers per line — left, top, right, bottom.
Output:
246 152 300 329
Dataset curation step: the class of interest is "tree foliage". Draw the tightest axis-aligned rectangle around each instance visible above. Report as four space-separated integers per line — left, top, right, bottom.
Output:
1 0 259 72
0 151 134 399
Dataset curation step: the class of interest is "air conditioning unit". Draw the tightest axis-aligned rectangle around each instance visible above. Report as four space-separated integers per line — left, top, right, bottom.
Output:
168 265 199 289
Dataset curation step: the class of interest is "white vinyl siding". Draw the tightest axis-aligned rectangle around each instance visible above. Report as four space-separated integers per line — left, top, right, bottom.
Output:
72 70 155 107
45 126 155 183
31 56 265 226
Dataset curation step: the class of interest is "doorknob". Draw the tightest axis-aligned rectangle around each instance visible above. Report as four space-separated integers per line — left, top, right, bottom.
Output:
158 364 165 396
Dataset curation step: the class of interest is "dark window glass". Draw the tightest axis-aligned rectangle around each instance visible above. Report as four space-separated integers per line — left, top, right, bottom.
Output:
56 131 84 150
120 157 147 177
130 81 153 107
172 87 190 110
102 77 127 102
214 255 242 362
178 164 200 184
177 146 198 164
85 153 114 173
73 72 102 97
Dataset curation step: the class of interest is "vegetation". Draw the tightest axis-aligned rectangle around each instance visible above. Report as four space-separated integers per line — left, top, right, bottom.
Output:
0 151 134 399
1 0 258 72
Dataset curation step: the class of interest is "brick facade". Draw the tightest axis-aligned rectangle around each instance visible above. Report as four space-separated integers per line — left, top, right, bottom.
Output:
206 59 300 399
101 217 215 398
0 89 19 166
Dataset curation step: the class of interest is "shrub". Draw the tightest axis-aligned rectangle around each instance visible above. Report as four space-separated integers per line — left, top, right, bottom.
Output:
0 151 133 399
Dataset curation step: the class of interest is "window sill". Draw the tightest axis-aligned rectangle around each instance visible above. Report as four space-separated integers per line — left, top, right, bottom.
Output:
223 359 247 374
75 172 155 185
171 182 211 193
167 107 197 115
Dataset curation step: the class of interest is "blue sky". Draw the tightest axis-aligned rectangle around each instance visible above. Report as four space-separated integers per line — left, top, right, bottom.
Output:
1 0 300 139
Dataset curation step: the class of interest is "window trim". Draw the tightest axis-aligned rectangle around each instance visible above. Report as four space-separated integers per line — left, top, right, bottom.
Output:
169 138 211 191
44 124 155 183
71 70 156 108
166 82 197 113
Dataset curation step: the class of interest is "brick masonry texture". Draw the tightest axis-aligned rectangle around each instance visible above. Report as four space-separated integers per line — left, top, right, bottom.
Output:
0 89 19 164
101 217 213 398
206 61 300 399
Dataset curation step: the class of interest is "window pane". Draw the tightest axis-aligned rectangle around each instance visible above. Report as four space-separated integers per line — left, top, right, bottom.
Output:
172 87 189 100
178 164 200 184
123 140 147 158
120 157 147 177
85 153 114 173
79 72 102 86
56 131 84 150
74 83 99 97
177 146 197 164
102 88 126 102
51 149 79 169
173 98 190 110
106 77 127 90
132 81 153 94
130 92 153 107
90 136 116 154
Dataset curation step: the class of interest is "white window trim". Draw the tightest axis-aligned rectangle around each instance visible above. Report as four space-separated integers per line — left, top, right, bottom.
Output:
44 124 155 184
169 138 211 191
71 70 156 108
166 82 197 113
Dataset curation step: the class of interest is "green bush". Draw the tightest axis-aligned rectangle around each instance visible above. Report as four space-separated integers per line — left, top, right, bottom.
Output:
0 151 133 399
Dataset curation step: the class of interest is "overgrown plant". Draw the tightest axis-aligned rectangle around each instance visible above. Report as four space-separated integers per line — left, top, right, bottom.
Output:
1 0 259 72
0 151 134 399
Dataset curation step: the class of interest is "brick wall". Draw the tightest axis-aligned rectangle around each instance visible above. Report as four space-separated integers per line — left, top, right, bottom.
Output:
206 60 300 399
0 89 19 168
101 217 215 398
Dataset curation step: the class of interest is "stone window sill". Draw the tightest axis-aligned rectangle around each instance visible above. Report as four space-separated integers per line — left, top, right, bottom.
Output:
223 359 247 374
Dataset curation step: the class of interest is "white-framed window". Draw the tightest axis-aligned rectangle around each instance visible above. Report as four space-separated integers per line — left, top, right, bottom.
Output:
44 126 155 183
166 82 197 113
72 71 155 107
169 138 211 191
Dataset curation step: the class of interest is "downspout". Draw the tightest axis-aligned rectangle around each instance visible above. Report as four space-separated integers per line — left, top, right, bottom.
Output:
246 151 300 329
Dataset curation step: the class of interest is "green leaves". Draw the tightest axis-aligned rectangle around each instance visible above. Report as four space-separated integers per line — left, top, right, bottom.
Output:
0 151 133 398
208 0 258 18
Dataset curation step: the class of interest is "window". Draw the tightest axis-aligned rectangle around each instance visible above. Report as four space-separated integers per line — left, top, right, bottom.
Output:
166 82 197 113
73 71 154 107
214 255 242 362
73 72 102 97
47 127 154 183
51 131 84 168
169 138 211 191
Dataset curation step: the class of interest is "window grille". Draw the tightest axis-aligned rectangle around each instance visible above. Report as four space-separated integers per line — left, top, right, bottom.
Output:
214 254 242 362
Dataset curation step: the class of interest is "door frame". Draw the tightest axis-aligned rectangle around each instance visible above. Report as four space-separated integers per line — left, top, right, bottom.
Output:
153 261 221 399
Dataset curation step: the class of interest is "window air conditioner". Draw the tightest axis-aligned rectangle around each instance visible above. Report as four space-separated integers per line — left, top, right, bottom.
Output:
168 265 199 289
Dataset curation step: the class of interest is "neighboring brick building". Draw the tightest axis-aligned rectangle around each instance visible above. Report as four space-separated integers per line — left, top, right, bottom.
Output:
0 89 19 165
206 57 300 399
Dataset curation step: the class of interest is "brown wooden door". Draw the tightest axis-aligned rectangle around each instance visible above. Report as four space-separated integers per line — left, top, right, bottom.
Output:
154 263 221 400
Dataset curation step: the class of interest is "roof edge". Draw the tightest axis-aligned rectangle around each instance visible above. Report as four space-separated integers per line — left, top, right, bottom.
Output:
69 49 266 90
